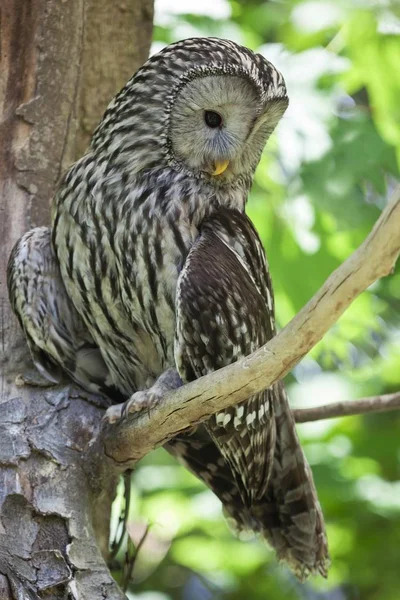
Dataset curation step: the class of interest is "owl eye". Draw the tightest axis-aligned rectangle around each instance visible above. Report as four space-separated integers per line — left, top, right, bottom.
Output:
204 110 223 129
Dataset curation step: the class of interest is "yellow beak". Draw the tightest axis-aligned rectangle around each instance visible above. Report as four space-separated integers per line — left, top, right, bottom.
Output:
212 160 229 176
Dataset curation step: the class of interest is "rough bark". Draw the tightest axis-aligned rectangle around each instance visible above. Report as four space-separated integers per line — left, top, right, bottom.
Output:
0 0 153 598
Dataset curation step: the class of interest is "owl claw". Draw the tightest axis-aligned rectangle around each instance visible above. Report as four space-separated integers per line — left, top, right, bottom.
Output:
121 389 163 419
15 371 57 388
104 369 181 425
104 390 163 424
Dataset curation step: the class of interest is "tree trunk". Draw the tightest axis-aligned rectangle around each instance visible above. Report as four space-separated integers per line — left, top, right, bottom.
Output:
0 1 153 597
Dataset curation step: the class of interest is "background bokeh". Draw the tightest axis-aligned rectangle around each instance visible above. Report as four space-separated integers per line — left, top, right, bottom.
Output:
111 2 400 598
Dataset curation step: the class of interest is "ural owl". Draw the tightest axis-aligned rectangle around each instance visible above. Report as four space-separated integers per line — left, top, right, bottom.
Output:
8 38 328 578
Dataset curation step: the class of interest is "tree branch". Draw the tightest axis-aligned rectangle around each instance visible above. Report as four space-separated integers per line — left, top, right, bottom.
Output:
293 392 400 423
92 186 400 468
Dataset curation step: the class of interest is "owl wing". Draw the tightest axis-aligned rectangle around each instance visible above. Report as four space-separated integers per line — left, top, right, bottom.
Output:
7 227 122 401
174 208 329 578
165 426 255 534
175 208 276 502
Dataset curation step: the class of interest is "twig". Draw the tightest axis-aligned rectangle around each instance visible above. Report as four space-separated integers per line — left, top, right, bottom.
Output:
293 392 400 423
94 185 400 467
122 524 150 592
109 470 133 561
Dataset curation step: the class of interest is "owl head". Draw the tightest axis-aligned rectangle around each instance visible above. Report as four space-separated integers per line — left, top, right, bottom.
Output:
93 38 288 187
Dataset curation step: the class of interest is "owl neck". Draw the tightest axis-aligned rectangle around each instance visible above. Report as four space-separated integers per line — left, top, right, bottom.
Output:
136 166 252 225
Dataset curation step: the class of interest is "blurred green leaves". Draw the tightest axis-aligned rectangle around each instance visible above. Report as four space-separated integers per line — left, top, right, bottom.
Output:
343 10 400 163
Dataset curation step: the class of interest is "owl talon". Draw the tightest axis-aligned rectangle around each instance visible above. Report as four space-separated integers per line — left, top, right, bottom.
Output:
15 371 56 388
103 404 123 424
104 390 164 424
121 390 163 419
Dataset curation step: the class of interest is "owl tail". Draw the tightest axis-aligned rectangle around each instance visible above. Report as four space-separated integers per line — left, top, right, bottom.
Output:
165 404 329 580
251 383 330 580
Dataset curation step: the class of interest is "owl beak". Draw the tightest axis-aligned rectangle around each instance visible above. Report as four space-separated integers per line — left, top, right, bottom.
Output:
212 160 229 176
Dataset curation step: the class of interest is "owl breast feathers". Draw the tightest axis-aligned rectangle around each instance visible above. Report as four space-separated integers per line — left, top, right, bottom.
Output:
8 37 329 578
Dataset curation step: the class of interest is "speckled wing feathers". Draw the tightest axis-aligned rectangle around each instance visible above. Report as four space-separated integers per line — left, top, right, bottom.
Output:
175 208 329 577
7 227 122 401
166 428 255 533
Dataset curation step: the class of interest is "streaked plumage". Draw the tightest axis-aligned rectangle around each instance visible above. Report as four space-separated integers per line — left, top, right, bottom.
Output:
8 37 329 578
7 227 123 401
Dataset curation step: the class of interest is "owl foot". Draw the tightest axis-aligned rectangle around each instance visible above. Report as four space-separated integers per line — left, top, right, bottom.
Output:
123 389 163 419
15 370 56 388
104 368 182 424
104 390 164 424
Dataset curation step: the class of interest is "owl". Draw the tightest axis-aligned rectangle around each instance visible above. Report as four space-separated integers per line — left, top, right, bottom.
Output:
8 38 328 578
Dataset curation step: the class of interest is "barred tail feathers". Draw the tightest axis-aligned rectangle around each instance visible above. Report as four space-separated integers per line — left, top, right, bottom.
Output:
252 382 329 579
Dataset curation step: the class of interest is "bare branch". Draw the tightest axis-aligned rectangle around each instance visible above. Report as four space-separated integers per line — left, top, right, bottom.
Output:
93 185 400 467
293 392 400 423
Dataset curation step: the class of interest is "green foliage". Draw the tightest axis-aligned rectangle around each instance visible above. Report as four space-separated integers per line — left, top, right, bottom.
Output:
114 2 400 598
